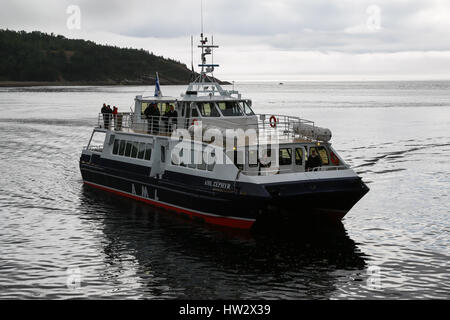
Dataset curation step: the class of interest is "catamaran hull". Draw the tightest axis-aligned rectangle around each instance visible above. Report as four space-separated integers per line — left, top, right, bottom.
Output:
80 158 369 229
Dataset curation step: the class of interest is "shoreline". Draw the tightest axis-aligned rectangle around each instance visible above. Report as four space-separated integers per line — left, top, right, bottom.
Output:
0 79 232 88
0 81 186 88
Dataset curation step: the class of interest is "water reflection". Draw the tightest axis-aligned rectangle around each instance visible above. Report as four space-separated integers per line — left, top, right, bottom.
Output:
79 186 367 299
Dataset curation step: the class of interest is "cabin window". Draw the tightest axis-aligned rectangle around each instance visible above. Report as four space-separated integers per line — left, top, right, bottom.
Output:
119 140 126 156
248 149 258 167
191 108 199 117
137 142 146 159
125 141 132 157
188 148 196 169
217 102 244 116
113 139 120 155
161 146 166 163
207 151 215 171
144 144 152 160
197 102 220 117
295 148 304 165
131 142 139 158
240 101 255 116
227 150 244 170
141 103 149 116
310 147 329 165
87 131 106 153
279 148 292 166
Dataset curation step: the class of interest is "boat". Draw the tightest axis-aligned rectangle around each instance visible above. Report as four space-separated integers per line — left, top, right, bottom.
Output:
79 34 369 229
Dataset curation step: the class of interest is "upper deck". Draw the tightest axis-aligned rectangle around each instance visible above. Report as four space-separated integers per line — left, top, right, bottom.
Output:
97 110 330 146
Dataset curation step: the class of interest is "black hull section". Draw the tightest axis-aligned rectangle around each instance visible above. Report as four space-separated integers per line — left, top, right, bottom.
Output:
80 157 369 229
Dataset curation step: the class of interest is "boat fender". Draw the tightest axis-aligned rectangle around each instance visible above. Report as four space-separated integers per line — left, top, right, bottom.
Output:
269 115 277 128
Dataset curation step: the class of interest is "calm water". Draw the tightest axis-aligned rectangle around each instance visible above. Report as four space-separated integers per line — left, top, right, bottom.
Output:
0 81 449 299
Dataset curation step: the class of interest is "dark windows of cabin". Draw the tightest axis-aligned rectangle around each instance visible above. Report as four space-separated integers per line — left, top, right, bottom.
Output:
309 146 329 165
113 139 120 154
248 149 258 167
279 148 292 166
161 146 166 163
131 142 139 158
112 139 152 161
217 101 244 116
207 151 215 171
197 102 220 117
295 148 304 165
144 145 152 161
119 140 126 156
141 103 149 117
191 107 199 118
125 141 132 157
137 142 146 159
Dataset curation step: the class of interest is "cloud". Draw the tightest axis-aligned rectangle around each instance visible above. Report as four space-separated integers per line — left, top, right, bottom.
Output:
1 0 450 79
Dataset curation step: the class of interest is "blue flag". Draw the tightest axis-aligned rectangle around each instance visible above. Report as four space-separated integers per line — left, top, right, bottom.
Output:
154 72 162 97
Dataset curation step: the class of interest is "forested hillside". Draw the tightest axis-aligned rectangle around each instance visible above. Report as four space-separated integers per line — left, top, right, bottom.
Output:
0 29 198 85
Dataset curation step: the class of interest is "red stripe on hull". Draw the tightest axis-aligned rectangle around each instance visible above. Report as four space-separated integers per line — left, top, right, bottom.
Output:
83 181 255 229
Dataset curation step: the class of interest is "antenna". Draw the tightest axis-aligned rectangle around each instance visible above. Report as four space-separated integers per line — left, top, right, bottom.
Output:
211 34 214 79
191 35 194 71
201 0 204 35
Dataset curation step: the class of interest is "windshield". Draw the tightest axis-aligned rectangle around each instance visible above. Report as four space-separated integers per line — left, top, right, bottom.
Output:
197 102 220 117
240 101 255 116
216 101 244 117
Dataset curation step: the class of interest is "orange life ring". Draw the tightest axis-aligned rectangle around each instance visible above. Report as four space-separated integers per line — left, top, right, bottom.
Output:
269 115 277 128
330 151 340 165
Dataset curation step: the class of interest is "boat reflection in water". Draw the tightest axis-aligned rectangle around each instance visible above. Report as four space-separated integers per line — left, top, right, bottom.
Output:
80 186 367 299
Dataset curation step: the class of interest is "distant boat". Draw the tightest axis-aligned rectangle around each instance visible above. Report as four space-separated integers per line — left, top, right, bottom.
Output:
279 82 284 85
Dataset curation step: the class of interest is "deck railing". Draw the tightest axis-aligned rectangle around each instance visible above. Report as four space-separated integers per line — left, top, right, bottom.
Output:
97 113 319 142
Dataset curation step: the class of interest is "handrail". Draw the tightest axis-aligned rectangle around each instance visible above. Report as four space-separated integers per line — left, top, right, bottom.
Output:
97 112 321 142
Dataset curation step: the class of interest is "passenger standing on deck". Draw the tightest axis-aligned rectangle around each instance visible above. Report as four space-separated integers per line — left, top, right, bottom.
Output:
105 105 113 129
101 103 109 129
144 103 160 134
163 104 178 132
112 106 118 129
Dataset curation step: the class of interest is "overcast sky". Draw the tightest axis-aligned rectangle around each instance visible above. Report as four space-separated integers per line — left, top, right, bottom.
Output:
1 0 450 81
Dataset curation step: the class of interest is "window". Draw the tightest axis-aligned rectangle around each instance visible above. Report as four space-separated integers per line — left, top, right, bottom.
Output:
119 140 126 156
137 142 146 159
113 139 120 155
248 149 258 168
125 141 132 157
279 148 292 166
144 144 152 160
141 103 149 116
240 101 255 116
207 151 215 171
131 142 139 158
217 101 244 116
161 146 166 163
310 146 329 165
191 108 199 117
188 147 197 169
197 102 220 117
295 148 304 165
